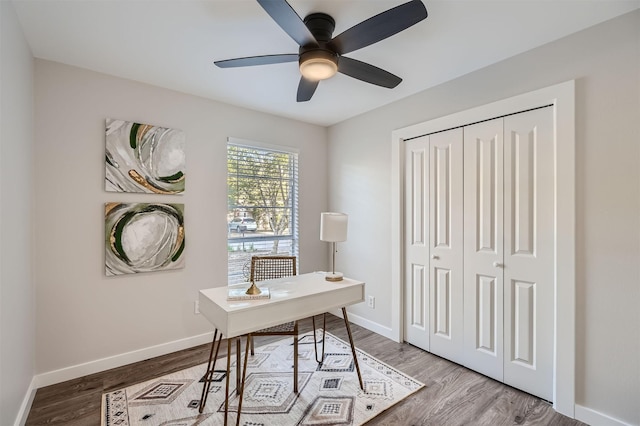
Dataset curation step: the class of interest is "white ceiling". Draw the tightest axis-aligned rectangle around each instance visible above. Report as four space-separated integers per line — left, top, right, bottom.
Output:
12 0 640 126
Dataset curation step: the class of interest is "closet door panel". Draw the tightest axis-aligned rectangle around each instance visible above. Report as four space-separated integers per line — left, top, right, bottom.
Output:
463 118 504 381
433 267 451 336
404 136 430 350
503 107 554 401
476 274 498 354
429 128 464 363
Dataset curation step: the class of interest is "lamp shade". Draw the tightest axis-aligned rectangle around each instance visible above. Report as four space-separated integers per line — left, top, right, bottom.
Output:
320 212 348 242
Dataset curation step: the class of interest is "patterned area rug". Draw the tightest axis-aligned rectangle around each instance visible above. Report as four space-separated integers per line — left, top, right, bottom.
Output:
102 330 423 425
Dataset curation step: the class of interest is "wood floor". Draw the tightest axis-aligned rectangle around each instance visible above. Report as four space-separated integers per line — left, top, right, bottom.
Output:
26 314 585 425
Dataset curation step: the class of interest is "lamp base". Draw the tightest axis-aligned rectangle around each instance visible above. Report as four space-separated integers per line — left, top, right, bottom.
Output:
325 272 344 282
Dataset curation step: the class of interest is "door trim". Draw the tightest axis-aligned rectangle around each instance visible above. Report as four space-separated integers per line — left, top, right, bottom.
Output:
390 80 575 417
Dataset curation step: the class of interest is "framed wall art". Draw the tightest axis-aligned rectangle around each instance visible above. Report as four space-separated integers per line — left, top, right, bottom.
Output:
105 118 185 194
105 202 185 276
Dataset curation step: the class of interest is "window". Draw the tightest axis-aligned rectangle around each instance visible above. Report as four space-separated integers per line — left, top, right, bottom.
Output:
227 139 299 284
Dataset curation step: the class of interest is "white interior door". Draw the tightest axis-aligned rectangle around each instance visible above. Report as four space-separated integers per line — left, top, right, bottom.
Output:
463 118 505 382
403 108 554 401
404 136 430 351
503 107 554 400
428 128 464 364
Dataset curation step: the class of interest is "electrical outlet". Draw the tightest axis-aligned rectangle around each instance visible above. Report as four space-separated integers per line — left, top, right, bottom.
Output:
194 300 200 314
367 296 375 309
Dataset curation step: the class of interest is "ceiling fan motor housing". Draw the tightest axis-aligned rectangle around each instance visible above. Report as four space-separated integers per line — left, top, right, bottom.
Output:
299 13 339 80
303 13 335 43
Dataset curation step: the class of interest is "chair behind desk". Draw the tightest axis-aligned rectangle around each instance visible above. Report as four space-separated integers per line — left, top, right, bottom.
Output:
250 255 297 281
249 255 300 392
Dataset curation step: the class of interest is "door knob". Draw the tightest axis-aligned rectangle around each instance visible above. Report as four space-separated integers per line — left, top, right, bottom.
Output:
493 261 504 268
431 255 439 260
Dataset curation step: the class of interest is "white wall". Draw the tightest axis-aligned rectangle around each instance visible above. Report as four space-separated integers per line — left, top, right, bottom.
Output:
328 10 640 426
0 1 36 425
33 60 328 377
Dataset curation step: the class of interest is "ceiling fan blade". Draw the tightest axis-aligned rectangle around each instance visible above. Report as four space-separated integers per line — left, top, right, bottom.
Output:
257 0 318 47
214 54 298 68
329 0 427 55
297 77 319 102
338 56 402 88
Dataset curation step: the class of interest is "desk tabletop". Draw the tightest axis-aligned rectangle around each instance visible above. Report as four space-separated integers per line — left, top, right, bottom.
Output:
198 272 365 337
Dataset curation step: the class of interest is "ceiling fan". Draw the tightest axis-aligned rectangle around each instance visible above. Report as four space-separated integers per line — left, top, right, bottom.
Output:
214 0 428 102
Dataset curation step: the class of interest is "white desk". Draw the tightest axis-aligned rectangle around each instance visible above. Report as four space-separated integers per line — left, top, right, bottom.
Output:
197 272 365 425
199 272 364 337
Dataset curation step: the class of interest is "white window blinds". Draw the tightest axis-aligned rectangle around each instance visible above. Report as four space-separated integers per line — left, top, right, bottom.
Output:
227 141 299 284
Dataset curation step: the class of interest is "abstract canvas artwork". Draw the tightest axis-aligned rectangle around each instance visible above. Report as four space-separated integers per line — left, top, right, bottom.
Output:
105 203 185 276
105 118 185 194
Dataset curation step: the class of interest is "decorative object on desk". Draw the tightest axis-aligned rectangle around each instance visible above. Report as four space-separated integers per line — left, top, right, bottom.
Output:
320 212 348 281
227 285 270 301
105 202 185 276
105 118 185 194
245 279 262 295
102 331 424 426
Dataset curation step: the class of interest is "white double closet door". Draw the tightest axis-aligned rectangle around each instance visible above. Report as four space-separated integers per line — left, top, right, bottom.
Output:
404 106 554 401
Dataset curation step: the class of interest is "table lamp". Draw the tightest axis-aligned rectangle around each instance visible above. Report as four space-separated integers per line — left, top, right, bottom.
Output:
320 212 348 281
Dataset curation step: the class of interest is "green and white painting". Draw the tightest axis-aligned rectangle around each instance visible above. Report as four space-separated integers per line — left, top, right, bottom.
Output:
105 203 185 276
105 118 185 194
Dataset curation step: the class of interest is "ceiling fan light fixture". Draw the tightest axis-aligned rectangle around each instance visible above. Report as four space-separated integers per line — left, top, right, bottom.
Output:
299 50 338 81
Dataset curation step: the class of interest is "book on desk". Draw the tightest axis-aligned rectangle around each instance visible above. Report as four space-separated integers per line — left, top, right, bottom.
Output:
227 287 270 301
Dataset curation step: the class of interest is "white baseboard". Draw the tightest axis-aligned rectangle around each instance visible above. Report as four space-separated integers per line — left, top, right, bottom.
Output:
327 308 394 340
14 377 37 426
33 332 214 389
575 404 636 426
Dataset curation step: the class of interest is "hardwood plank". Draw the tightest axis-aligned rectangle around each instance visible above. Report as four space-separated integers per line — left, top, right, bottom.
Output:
25 314 584 426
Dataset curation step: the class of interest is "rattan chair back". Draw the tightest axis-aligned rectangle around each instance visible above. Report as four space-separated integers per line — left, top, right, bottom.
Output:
250 256 297 282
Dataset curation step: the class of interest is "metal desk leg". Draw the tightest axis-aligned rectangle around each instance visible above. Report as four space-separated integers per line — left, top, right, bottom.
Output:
312 313 327 364
342 307 364 390
236 338 241 395
224 338 232 426
293 322 299 393
235 335 251 426
199 333 250 425
199 330 223 413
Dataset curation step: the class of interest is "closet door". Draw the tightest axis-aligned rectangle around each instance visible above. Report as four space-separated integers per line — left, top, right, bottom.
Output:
404 136 430 350
428 128 464 363
404 107 555 401
503 107 554 400
463 118 505 381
